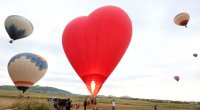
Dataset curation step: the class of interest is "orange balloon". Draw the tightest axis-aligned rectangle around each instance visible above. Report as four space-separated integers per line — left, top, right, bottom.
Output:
174 12 190 27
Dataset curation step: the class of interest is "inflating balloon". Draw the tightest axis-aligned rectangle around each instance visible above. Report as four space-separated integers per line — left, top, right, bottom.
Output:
62 6 132 96
174 12 190 27
4 15 33 43
8 53 48 93
174 76 180 82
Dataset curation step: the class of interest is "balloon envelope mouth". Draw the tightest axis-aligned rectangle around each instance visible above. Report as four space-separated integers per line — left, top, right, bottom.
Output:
82 74 107 96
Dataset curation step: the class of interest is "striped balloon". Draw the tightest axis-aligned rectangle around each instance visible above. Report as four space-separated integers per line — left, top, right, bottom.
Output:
8 53 48 93
174 12 190 27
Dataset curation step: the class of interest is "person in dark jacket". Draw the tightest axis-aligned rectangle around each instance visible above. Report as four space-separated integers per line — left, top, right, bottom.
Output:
66 98 72 110
84 98 87 110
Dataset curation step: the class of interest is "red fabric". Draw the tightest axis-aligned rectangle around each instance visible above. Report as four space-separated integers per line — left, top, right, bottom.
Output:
179 20 189 26
14 81 33 85
62 6 132 96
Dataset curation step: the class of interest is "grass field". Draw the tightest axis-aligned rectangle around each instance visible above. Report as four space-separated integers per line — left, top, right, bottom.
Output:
0 89 200 110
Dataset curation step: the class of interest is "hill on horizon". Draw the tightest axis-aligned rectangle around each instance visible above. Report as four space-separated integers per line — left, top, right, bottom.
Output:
0 85 73 96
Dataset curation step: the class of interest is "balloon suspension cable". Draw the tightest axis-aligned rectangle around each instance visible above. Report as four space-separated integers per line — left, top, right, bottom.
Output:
9 40 13 43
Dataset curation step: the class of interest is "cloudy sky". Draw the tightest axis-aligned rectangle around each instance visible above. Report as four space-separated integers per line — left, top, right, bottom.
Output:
0 0 200 101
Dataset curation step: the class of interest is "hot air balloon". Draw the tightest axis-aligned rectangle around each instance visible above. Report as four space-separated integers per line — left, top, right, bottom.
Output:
193 53 198 57
174 12 190 27
7 53 48 93
174 76 180 82
4 15 33 43
62 6 132 96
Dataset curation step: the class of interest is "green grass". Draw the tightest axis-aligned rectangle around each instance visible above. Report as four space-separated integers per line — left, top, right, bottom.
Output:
10 100 51 110
0 89 200 110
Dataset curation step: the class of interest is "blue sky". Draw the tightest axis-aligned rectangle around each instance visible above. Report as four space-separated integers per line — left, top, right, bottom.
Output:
1 0 200 101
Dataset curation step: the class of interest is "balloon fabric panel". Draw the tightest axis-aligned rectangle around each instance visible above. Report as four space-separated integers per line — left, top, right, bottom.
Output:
5 24 26 40
8 53 48 71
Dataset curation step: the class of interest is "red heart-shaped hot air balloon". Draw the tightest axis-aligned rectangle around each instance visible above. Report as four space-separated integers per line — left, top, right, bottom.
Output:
62 6 132 96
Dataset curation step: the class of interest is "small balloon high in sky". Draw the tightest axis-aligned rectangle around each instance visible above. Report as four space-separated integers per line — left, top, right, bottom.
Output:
174 12 190 28
174 76 180 82
193 53 198 57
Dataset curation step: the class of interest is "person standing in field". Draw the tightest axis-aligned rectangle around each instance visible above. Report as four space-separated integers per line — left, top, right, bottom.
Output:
66 98 72 110
154 105 157 110
75 103 80 109
112 100 116 110
68 98 72 110
66 99 69 110
84 98 87 110
93 98 97 110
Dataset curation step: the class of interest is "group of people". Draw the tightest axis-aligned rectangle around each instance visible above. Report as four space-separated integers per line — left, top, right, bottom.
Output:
49 97 117 110
83 98 116 110
49 97 77 110
84 97 97 110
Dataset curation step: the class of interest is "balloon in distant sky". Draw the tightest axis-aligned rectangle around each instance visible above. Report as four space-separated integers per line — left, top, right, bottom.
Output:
4 15 33 43
174 12 190 27
62 6 132 96
193 53 198 57
174 76 180 82
7 53 48 93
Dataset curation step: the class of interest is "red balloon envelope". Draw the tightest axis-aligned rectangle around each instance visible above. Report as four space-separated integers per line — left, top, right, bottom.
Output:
62 6 132 96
